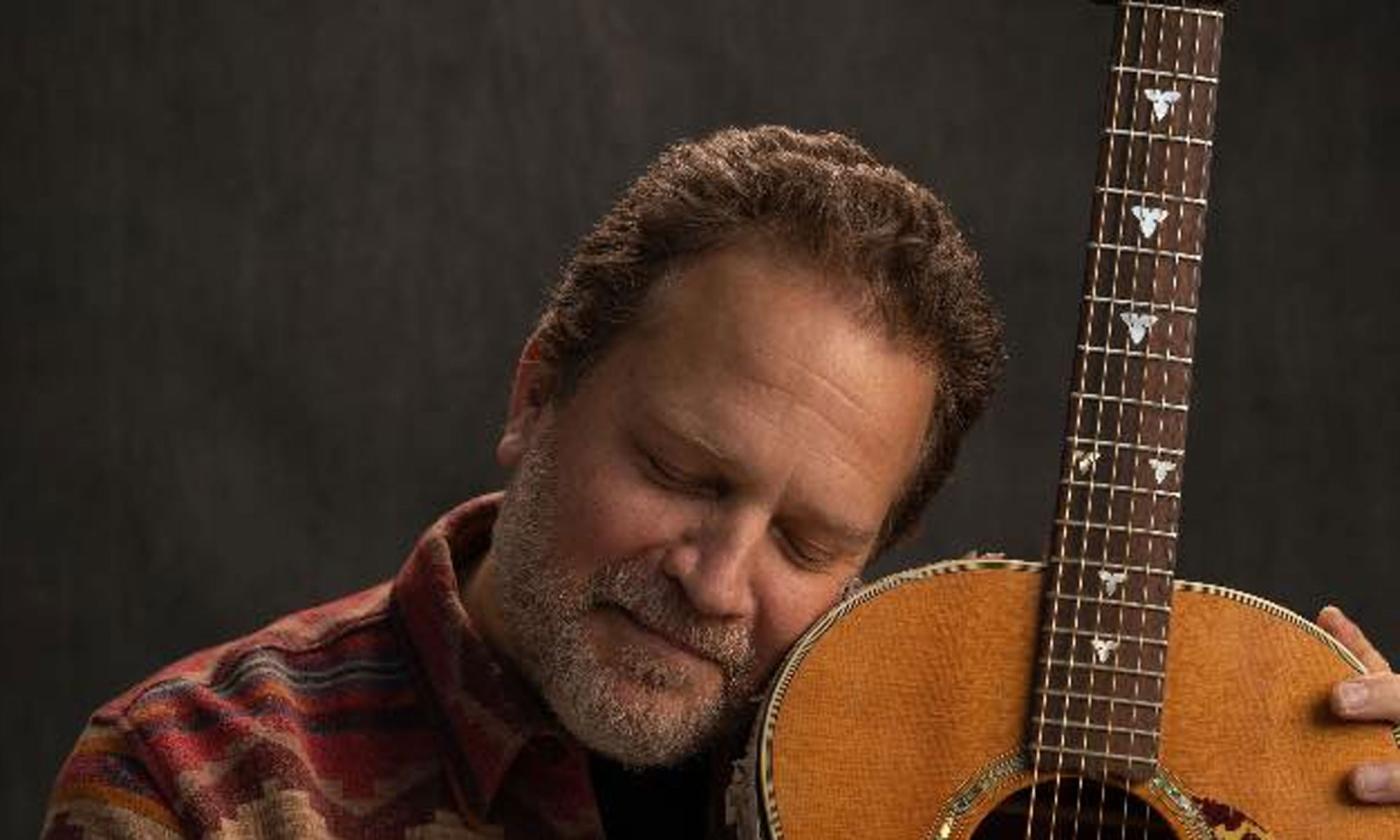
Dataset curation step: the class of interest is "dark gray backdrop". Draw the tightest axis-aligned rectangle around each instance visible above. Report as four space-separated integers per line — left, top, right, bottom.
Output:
4 1 1397 835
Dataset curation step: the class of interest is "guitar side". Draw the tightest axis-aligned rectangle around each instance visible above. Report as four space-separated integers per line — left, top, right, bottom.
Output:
746 560 1400 839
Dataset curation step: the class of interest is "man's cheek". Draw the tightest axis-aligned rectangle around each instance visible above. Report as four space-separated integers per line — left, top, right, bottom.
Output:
750 620 804 680
572 488 696 556
751 583 848 675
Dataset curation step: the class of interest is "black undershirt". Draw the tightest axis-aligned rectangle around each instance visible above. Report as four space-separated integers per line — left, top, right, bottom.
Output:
588 750 714 840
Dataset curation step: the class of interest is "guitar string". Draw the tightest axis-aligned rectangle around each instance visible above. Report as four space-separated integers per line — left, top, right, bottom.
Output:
1080 4 1175 836
1113 3 1175 836
1036 0 1139 834
1099 4 1189 835
1127 11 1169 836
1024 2 1136 830
1138 9 1220 839
1046 2 1155 835
1132 5 1219 836
1097 6 1152 826
1121 5 1202 839
1058 1 1148 834
1128 8 1178 835
1124 6 1182 838
1024 0 1131 817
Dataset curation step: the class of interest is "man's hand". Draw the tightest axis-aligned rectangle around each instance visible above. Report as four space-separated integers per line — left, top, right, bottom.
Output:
1317 605 1400 804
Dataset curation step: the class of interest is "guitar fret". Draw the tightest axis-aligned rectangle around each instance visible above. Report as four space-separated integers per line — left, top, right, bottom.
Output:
1111 64 1219 86
1104 127 1212 148
1055 518 1178 541
1043 590 1173 616
1069 392 1190 413
1096 185 1208 208
1062 478 1182 500
1040 687 1164 710
1032 714 1161 741
1055 557 1174 576
1124 1 1224 19
1034 743 1157 766
1083 293 1197 315
1042 656 1167 680
1076 344 1194 365
1066 436 1186 457
1043 625 1169 647
1088 241 1201 262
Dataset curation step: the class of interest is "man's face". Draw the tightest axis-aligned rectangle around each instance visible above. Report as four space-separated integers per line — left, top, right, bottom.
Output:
483 245 936 766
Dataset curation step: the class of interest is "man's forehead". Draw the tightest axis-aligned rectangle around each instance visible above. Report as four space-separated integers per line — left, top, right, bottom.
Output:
636 245 857 331
627 248 918 388
633 245 918 407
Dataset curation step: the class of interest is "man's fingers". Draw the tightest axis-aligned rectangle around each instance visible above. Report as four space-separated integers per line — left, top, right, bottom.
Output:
1317 605 1392 674
1331 673 1400 722
1317 606 1400 806
1351 763 1400 804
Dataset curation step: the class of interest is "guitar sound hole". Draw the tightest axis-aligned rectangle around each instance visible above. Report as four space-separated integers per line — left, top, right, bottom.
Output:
969 778 1175 839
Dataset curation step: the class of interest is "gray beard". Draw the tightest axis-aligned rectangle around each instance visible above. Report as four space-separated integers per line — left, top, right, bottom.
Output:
490 424 759 767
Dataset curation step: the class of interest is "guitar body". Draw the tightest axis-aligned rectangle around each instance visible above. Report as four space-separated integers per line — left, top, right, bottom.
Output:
747 560 1400 839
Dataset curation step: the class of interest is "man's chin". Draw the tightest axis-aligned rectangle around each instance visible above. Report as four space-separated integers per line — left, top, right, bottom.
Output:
606 664 718 719
551 664 727 767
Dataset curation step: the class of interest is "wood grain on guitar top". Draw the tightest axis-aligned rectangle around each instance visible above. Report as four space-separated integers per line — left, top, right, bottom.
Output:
751 561 1400 839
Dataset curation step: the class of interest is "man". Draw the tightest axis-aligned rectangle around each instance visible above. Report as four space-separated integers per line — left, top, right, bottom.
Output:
43 126 1400 838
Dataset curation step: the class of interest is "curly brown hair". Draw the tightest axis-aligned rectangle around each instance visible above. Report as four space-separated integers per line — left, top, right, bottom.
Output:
532 125 1003 555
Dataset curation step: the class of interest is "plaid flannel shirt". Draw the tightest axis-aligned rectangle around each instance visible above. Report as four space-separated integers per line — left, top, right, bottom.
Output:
44 494 608 839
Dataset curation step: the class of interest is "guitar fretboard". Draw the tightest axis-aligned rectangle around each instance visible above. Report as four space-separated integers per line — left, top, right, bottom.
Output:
1031 0 1224 783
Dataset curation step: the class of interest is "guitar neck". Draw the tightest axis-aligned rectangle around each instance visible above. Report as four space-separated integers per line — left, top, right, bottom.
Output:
1033 0 1225 782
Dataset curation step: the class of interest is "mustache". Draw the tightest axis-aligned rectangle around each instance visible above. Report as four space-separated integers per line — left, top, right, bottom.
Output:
589 562 755 675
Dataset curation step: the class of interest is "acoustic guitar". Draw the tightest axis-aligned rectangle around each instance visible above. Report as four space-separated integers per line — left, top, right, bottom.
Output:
733 2 1400 837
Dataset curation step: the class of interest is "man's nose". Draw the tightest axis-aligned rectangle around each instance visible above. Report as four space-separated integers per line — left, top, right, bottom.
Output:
659 506 765 620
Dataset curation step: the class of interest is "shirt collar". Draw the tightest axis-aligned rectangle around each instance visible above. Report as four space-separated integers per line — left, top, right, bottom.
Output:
391 493 576 819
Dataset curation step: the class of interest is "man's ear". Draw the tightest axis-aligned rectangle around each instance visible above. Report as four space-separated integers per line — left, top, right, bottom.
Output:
497 332 557 470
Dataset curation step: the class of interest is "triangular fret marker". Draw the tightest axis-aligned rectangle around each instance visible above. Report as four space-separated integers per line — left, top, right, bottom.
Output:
1073 450 1100 475
1131 204 1169 238
1099 570 1128 597
1148 458 1177 484
1091 637 1120 663
1144 88 1181 121
1120 311 1158 346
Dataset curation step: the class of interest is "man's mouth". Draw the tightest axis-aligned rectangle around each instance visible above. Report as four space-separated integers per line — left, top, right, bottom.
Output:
600 604 717 667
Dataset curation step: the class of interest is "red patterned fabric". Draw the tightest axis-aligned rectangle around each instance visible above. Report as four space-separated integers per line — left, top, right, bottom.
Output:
43 494 607 839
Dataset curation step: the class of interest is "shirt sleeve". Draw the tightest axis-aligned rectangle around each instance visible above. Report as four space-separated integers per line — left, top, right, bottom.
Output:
42 719 184 839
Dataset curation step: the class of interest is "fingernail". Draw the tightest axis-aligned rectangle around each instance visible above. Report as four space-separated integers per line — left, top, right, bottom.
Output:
1337 680 1368 713
1354 764 1388 799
